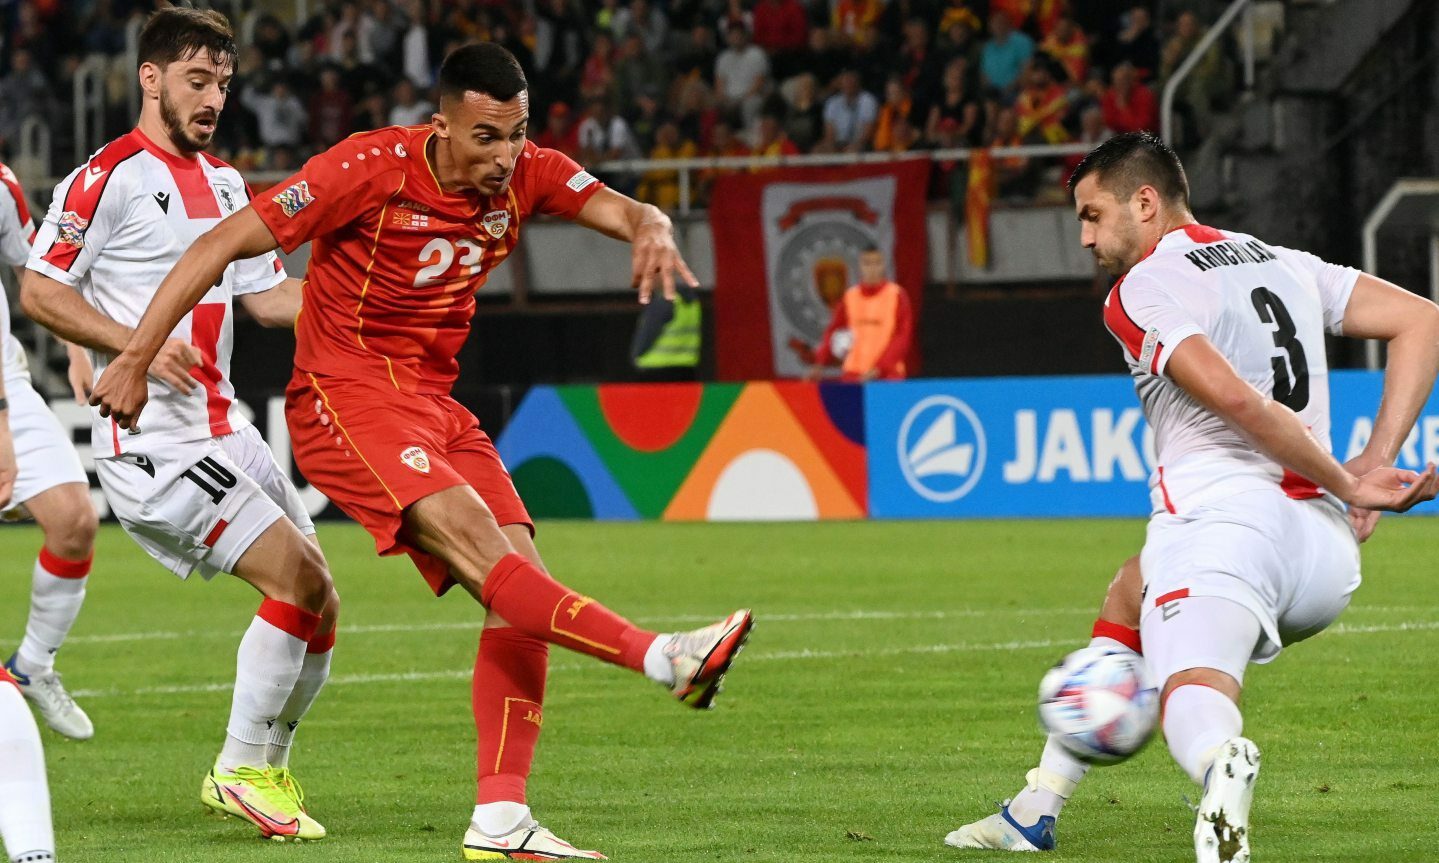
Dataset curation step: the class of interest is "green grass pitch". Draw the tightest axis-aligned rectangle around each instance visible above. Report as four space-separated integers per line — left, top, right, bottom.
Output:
1 518 1435 862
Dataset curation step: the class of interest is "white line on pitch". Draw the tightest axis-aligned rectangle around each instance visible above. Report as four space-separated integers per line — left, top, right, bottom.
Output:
65 619 1438 700
59 607 1098 646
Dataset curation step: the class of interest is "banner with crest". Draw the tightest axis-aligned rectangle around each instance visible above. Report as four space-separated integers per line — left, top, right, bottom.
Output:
709 160 930 380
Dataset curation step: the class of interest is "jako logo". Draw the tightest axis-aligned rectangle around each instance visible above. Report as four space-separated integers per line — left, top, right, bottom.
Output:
897 395 987 502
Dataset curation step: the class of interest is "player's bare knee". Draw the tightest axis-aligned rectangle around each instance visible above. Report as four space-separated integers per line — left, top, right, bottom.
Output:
290 541 333 613
1161 668 1241 705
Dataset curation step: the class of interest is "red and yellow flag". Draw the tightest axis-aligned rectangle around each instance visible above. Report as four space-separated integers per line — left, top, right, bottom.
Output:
966 149 996 268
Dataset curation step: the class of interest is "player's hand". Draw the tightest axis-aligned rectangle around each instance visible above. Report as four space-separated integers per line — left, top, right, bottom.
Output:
65 342 94 404
90 352 152 432
1342 453 1384 542
631 220 698 305
0 414 15 510
148 338 204 396
1343 463 1439 513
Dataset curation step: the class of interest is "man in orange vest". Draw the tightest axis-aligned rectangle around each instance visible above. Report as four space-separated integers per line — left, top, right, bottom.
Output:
806 245 913 381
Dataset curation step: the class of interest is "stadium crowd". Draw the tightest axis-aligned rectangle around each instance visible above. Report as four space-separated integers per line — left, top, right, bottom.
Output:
0 0 1237 209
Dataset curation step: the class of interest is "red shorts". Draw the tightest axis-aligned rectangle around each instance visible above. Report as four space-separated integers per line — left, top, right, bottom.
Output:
286 371 532 596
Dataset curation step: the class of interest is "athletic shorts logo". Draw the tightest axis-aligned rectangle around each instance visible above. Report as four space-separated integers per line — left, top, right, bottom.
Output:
273 180 314 218
482 209 511 239
400 446 430 474
56 211 89 248
897 394 987 503
565 170 598 193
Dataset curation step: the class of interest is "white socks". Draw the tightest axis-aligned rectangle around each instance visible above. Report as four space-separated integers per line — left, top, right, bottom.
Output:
14 554 89 677
267 646 333 769
0 683 53 863
1163 684 1243 784
472 801 532 836
219 608 312 772
642 634 675 685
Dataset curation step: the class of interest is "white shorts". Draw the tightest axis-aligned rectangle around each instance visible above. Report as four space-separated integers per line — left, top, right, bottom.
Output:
1139 486 1360 680
2 375 88 516
96 425 315 580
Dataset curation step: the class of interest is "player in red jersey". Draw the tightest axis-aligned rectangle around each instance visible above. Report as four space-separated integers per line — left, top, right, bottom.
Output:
92 43 753 860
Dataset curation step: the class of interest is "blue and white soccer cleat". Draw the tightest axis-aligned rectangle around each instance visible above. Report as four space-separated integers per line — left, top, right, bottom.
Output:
944 803 1056 852
4 654 93 740
1194 737 1260 863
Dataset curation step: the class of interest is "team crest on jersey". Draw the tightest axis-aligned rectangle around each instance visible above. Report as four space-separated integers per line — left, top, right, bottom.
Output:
481 210 510 239
56 211 89 248
400 446 430 474
216 184 237 213
273 180 314 218
392 210 430 230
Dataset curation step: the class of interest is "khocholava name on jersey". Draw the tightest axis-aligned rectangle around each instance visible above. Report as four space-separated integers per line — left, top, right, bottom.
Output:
1184 239 1276 272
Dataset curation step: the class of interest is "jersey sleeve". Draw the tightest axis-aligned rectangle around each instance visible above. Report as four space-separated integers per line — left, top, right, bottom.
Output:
1103 273 1206 378
1272 244 1359 335
0 178 33 267
251 142 399 253
230 178 289 295
26 165 132 286
519 146 607 220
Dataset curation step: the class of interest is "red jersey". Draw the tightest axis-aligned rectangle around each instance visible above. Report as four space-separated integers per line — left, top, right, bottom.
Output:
252 125 606 393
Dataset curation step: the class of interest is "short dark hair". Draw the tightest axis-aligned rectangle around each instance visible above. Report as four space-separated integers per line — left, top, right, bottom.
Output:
137 7 236 71
860 244 882 255
439 43 528 104
1067 131 1190 206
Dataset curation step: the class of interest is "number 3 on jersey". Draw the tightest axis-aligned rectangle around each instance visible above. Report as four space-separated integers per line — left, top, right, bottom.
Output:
414 237 484 287
1250 286 1309 411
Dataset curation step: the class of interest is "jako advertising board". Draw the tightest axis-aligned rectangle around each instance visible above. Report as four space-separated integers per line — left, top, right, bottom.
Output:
866 371 1439 519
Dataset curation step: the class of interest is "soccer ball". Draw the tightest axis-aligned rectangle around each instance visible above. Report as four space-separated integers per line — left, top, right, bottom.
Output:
1037 647 1159 765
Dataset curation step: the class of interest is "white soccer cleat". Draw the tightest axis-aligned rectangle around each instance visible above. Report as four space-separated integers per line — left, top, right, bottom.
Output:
462 818 607 860
944 803 1055 852
664 609 754 709
5 658 93 740
1194 737 1260 863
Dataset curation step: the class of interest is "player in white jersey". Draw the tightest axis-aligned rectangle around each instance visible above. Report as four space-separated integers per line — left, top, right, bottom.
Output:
945 133 1439 863
19 8 338 843
0 162 104 744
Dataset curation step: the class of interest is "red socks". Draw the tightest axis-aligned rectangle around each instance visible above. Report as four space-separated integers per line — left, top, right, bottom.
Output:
473 627 548 804
480 554 654 671
1091 619 1143 654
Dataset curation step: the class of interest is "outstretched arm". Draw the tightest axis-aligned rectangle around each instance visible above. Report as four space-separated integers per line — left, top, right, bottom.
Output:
90 206 280 429
1166 334 1439 513
574 188 698 304
238 277 303 329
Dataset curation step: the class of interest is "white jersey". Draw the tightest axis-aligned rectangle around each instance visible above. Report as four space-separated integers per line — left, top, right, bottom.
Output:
26 130 285 455
1102 223 1359 514
0 161 37 381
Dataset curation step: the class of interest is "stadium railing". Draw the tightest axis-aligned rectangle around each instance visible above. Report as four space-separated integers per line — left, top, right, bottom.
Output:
1160 0 1257 145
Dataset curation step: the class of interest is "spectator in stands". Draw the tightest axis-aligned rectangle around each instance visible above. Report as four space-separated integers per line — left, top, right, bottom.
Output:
715 21 771 130
716 0 752 35
534 0 588 96
697 118 749 205
400 0 433 87
308 67 355 146
800 26 848 94
335 29 390 100
578 96 641 193
244 78 308 150
613 33 666 112
980 11 1035 99
388 77 434 127
674 76 719 153
939 14 983 76
781 73 826 152
926 56 983 148
1064 103 1114 179
81 0 127 56
807 245 913 382
1159 10 1235 146
753 112 800 160
329 2 377 63
673 23 719 88
579 31 616 102
991 0 1032 30
873 75 914 152
832 0 882 48
535 101 581 157
1110 4 1160 78
254 13 294 69
1014 58 1071 144
898 17 942 118
362 0 405 68
637 120 697 212
752 0 808 79
938 1 984 43
613 0 670 57
0 49 51 149
1041 15 1090 85
991 106 1037 200
823 69 880 153
1101 60 1158 133
628 90 666 154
